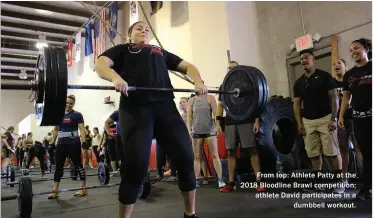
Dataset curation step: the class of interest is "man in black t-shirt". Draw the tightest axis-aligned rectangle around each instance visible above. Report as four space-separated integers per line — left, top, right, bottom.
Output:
293 50 342 192
216 61 264 193
95 21 206 218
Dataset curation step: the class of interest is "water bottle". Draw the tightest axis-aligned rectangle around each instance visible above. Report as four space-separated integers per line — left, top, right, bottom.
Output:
276 154 283 174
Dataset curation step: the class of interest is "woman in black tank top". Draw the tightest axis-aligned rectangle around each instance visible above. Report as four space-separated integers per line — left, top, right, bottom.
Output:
82 126 93 168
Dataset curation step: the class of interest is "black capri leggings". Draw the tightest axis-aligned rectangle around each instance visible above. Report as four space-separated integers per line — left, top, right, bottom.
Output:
118 100 195 205
26 146 46 173
54 139 86 182
353 117 372 190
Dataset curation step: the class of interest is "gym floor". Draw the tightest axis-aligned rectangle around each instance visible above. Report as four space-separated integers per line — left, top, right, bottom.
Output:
1 168 372 218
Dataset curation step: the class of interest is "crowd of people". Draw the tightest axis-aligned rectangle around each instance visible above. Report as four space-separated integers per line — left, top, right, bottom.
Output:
1 20 371 218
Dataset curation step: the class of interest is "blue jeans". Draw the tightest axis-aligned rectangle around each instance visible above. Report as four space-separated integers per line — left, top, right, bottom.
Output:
156 143 177 177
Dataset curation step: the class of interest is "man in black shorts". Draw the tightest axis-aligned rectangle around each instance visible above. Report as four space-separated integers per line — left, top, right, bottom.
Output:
95 21 206 218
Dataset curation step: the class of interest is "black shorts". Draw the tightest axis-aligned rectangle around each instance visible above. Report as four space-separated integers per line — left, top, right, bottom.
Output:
2 148 11 158
192 133 216 139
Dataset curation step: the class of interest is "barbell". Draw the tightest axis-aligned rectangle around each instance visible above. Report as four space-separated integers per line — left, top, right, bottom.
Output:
1 163 152 218
1 46 269 126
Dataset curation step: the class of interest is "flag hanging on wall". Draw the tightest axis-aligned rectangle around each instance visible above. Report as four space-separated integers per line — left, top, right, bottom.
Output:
93 9 107 64
85 23 93 56
67 40 73 67
109 1 118 39
75 30 82 63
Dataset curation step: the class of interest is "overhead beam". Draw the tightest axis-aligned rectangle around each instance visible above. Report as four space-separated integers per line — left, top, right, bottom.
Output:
1 26 72 39
1 57 37 64
1 48 39 56
1 66 35 71
1 16 85 33
1 3 89 23
1 35 65 45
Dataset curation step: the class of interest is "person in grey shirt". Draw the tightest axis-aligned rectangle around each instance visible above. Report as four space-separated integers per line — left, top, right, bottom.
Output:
187 90 226 189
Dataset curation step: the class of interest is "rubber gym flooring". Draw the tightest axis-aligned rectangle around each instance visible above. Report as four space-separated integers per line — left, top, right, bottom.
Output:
1 168 372 218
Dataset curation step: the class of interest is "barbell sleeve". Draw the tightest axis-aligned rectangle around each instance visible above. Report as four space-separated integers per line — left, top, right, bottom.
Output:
1 194 18 201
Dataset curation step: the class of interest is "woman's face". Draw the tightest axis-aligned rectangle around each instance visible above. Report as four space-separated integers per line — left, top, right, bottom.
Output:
28 133 33 138
179 98 188 111
129 22 150 44
333 59 346 76
66 97 75 112
350 42 369 62
93 129 98 134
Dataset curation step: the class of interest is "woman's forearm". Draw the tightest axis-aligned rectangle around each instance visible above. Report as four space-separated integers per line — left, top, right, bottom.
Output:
339 92 351 119
94 58 122 82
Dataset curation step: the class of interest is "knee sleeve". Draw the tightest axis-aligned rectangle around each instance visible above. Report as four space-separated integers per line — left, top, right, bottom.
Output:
76 167 86 181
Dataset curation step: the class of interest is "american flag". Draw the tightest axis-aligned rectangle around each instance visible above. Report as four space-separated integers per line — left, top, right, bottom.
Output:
94 9 107 64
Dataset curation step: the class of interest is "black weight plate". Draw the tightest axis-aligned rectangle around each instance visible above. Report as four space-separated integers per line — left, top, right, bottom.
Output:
35 47 56 126
34 55 45 104
18 177 33 218
252 69 268 114
70 165 77 180
221 66 260 121
257 70 269 111
249 69 264 116
47 47 60 126
7 165 15 187
54 47 68 126
138 172 151 199
98 163 110 185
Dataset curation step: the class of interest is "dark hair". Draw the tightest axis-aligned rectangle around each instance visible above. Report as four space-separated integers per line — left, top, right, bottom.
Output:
93 127 98 132
352 38 372 60
27 132 32 137
7 126 14 132
337 58 346 66
48 132 52 136
128 21 146 35
299 49 314 57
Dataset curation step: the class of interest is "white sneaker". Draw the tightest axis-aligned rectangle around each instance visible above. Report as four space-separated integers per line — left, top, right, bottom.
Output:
202 180 209 185
218 179 226 188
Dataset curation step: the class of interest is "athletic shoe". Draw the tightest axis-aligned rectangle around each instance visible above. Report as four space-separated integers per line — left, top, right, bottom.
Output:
74 187 88 197
184 213 198 218
41 174 47 180
217 179 226 188
166 176 176 182
356 188 372 200
196 180 201 188
202 180 209 185
220 182 235 193
256 186 267 192
47 190 59 199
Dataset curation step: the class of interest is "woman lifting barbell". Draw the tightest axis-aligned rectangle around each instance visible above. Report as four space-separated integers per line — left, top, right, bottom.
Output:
95 21 206 218
48 95 89 199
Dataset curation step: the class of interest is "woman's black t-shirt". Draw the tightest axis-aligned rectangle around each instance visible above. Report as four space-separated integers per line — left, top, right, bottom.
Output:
343 61 372 119
99 43 183 107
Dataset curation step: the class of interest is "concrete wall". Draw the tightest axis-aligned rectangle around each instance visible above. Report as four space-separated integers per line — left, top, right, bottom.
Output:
254 1 372 97
1 90 34 135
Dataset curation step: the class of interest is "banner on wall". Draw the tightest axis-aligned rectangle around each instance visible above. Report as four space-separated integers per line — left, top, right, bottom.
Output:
109 1 118 39
84 23 93 56
129 1 138 26
67 40 73 67
75 29 82 63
